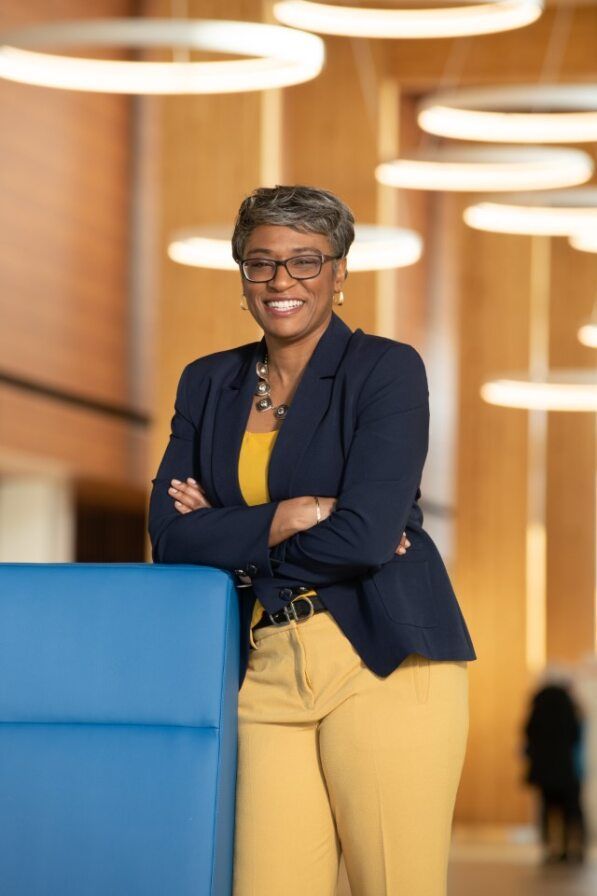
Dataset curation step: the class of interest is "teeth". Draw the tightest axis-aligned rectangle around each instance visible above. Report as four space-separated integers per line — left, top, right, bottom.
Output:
267 300 304 309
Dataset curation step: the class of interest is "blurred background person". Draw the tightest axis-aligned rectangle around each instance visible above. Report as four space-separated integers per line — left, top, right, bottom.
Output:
523 672 587 864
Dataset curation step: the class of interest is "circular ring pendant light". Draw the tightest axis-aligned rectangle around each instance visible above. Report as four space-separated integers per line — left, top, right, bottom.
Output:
167 224 423 272
374 147 593 193
418 84 597 143
577 321 597 349
464 189 597 235
331 224 424 270
480 370 597 411
273 0 543 39
0 19 325 94
566 233 597 348
168 227 238 271
569 231 597 254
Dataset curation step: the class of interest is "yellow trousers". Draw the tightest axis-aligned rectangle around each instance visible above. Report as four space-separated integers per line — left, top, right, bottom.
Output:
233 610 469 896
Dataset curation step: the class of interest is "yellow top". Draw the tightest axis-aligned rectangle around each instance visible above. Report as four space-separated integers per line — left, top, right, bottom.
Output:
238 428 317 629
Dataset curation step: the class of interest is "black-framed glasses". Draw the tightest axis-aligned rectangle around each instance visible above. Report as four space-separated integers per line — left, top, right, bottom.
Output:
240 253 340 283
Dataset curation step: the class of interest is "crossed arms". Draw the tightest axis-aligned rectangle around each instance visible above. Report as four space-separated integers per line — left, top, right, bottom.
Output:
148 342 429 610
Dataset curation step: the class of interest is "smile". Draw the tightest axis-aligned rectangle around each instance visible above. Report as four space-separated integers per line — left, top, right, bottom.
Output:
264 299 305 314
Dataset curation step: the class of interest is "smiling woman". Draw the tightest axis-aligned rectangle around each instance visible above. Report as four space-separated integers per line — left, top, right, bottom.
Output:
148 184 475 896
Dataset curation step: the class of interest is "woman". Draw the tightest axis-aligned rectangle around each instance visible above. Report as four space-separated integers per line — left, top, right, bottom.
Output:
149 185 476 896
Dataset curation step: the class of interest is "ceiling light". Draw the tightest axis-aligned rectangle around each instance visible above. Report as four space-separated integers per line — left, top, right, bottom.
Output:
481 370 597 411
274 0 543 39
167 224 423 271
464 188 597 235
0 19 324 94
418 84 597 143
569 231 597 253
374 147 592 193
577 322 597 348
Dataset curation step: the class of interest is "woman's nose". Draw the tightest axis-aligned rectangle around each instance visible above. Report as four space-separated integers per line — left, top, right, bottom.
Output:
270 262 295 290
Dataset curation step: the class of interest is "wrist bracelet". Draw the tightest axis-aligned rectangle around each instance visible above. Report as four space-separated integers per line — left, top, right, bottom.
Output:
313 495 322 524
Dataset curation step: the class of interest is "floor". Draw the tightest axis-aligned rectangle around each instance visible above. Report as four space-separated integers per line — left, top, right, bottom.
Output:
448 833 597 896
448 858 597 896
334 826 597 895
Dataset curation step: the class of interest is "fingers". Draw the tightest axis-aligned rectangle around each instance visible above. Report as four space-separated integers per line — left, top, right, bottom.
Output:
169 478 210 513
319 496 337 518
395 531 412 555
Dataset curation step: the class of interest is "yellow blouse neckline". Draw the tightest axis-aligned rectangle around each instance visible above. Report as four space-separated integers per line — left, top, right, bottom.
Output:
244 429 279 436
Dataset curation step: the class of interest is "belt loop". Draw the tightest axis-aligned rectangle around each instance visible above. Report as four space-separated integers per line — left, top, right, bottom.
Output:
249 625 258 650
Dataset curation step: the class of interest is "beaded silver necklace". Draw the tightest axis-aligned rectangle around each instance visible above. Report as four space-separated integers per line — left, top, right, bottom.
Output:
255 354 289 420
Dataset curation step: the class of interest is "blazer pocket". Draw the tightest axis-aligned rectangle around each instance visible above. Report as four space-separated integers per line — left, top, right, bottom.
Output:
372 558 438 628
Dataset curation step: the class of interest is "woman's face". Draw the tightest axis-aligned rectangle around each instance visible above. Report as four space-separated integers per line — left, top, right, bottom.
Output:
240 224 347 340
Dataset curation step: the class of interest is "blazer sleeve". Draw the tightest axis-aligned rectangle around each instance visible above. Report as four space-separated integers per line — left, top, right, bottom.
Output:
148 363 280 576
250 342 430 606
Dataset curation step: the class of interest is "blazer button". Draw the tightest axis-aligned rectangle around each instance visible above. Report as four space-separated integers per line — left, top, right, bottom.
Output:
279 587 293 600
246 563 258 576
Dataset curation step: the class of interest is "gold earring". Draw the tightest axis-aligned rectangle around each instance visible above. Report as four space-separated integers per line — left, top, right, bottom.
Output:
333 291 345 306
240 295 248 311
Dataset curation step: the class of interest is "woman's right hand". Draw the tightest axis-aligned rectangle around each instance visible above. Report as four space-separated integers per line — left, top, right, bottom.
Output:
168 477 212 514
395 532 411 555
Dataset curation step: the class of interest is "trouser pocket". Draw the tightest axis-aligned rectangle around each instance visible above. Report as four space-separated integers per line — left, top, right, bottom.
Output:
411 653 431 704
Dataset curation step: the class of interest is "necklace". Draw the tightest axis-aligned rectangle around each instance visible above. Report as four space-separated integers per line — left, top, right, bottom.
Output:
255 353 290 419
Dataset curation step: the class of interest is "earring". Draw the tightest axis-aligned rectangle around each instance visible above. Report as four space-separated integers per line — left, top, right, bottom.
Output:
240 295 248 311
333 291 345 306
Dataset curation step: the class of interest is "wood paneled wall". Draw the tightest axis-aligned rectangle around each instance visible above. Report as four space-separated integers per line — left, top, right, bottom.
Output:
283 35 380 335
0 383 147 486
0 0 147 488
450 209 597 824
546 239 596 662
141 0 266 477
383 2 597 88
451 199 536 823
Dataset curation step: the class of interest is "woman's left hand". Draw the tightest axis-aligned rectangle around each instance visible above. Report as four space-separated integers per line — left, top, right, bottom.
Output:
169 478 212 514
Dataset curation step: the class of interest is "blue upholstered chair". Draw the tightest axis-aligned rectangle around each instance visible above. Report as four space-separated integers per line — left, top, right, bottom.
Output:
0 563 240 896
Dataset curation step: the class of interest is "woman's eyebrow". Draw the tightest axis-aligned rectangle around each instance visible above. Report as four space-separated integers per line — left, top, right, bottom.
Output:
245 246 323 256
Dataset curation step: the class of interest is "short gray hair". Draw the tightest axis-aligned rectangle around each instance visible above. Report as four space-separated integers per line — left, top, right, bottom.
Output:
231 185 355 263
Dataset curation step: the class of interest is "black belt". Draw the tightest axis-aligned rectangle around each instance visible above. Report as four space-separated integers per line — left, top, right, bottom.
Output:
253 594 327 630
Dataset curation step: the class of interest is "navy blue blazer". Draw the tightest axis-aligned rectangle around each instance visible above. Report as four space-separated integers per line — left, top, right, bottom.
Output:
149 311 476 687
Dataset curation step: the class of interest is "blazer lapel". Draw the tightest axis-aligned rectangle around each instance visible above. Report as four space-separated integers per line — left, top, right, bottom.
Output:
211 312 356 507
268 313 355 500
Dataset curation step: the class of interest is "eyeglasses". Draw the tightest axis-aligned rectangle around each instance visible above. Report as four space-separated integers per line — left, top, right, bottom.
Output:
240 253 340 283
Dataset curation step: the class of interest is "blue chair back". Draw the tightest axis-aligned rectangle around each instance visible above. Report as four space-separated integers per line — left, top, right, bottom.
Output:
0 563 239 896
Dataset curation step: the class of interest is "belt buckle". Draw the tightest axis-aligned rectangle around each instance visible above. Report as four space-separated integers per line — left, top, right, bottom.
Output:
268 594 315 626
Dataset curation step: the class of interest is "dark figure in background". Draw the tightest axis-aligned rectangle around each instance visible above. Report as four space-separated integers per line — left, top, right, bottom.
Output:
523 682 586 864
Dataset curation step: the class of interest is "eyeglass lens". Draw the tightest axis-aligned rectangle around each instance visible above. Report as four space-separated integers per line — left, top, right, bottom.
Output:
243 255 322 282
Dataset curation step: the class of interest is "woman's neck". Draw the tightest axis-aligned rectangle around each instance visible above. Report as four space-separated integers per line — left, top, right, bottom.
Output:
264 316 330 389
